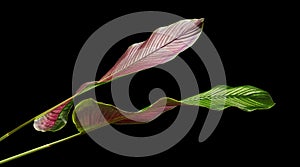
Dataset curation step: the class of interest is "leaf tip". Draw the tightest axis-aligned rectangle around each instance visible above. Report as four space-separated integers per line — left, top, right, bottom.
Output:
196 18 205 30
33 118 46 132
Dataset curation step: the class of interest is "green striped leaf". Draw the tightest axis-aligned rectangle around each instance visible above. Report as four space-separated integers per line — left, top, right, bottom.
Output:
72 85 275 132
181 85 275 111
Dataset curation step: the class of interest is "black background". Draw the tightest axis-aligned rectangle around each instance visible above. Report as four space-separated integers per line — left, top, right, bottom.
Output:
0 2 296 166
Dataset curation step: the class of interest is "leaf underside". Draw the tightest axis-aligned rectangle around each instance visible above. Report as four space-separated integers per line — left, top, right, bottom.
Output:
33 100 73 132
72 85 275 132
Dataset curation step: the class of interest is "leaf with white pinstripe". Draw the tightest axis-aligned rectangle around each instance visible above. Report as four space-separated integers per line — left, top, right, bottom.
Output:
99 18 204 82
32 18 204 133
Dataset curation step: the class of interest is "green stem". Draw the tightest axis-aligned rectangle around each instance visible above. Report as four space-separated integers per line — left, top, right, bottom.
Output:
0 118 35 142
0 81 107 142
0 95 76 142
0 132 83 164
0 81 108 163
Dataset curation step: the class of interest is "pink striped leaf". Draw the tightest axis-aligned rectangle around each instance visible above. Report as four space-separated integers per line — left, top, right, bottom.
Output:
33 81 101 132
99 18 204 82
33 18 204 132
33 100 74 132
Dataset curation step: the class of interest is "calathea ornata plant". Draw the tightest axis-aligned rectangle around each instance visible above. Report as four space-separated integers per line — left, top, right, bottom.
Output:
0 18 275 164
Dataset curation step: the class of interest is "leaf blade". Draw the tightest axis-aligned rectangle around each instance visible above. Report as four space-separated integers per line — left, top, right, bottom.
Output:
99 18 204 82
72 85 275 132
72 97 181 132
33 100 74 132
181 85 275 111
32 81 104 132
32 18 204 132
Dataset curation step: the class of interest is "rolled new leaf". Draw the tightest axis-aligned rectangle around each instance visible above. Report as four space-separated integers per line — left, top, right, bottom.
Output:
72 85 275 132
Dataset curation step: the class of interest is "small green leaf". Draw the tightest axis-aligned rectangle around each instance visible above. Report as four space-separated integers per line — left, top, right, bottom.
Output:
181 85 275 111
33 101 74 132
